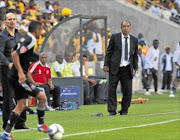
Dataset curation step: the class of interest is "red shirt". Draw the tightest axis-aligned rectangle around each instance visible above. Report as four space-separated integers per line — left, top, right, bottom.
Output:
29 61 51 84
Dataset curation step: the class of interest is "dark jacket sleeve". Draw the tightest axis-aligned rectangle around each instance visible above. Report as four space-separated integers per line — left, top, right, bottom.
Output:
133 37 138 70
104 34 114 67
0 36 10 66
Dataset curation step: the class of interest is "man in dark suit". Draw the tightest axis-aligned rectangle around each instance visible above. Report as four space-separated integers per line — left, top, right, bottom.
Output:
103 21 138 116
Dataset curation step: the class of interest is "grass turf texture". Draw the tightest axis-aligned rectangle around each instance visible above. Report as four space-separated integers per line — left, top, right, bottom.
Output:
0 90 179 140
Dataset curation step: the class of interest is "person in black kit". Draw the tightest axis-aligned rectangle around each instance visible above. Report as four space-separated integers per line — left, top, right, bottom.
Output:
0 20 52 140
0 13 28 130
103 21 138 116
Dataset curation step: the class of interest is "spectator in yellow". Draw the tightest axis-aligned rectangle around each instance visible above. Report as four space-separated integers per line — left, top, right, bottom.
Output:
51 54 64 77
71 52 81 76
16 0 25 13
63 52 73 77
34 29 46 52
52 1 61 19
138 33 149 56
25 0 37 20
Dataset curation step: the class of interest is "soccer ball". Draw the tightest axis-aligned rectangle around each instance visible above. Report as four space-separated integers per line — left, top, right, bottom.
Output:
48 124 64 140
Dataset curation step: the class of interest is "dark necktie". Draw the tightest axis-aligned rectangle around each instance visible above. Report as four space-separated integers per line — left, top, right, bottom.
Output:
124 37 128 61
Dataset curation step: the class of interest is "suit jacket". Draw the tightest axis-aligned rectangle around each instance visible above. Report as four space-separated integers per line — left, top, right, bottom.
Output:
104 33 138 78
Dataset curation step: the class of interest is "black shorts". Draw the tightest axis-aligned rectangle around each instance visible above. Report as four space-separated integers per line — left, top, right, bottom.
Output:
10 79 40 100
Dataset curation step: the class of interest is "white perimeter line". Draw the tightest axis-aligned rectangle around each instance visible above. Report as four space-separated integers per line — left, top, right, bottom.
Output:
10 111 180 133
39 118 180 140
130 111 180 117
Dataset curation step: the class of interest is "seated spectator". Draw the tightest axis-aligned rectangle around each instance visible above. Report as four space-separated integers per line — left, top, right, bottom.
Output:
16 0 25 14
170 2 180 23
175 0 180 7
164 0 175 9
28 52 60 111
63 51 73 77
45 0 54 12
52 1 62 20
83 55 97 104
0 0 5 8
51 54 64 77
25 0 37 20
0 6 6 21
71 52 80 76
150 3 160 16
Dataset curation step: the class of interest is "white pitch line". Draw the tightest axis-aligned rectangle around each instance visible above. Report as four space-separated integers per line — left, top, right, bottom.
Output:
129 111 180 117
39 118 180 140
10 111 180 133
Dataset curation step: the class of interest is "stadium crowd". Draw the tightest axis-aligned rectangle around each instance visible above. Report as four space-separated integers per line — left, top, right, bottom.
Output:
125 0 180 24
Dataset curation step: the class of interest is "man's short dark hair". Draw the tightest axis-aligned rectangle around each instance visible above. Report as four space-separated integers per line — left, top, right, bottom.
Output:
52 1 60 6
153 39 159 43
83 54 87 58
28 20 42 33
56 54 63 60
121 21 131 27
72 52 79 57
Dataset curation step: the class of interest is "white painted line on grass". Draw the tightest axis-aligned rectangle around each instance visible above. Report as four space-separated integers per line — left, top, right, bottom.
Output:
39 118 180 140
10 111 180 133
130 111 180 117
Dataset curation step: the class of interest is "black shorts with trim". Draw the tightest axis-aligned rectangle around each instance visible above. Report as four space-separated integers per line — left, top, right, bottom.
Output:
10 79 40 100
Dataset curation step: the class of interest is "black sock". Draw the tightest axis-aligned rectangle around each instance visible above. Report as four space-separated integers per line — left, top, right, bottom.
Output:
37 107 45 125
5 111 20 133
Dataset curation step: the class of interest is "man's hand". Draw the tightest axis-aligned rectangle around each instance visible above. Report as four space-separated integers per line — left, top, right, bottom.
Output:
8 63 13 70
50 84 54 90
90 79 97 86
18 72 26 83
103 66 109 72
34 82 42 86
135 69 139 74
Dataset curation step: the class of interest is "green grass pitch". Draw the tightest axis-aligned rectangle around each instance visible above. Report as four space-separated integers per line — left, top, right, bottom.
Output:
0 90 179 140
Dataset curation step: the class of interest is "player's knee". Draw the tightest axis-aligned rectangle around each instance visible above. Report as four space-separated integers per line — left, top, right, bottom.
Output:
38 91 47 102
16 99 26 111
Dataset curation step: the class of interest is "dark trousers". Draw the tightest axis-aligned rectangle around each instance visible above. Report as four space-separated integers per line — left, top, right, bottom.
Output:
39 84 60 107
142 70 148 89
146 69 158 92
83 80 95 105
162 71 172 90
1 66 26 129
108 65 132 113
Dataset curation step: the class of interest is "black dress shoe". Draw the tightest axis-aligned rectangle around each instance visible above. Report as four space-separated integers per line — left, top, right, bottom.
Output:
14 124 29 129
109 112 116 116
120 112 127 115
118 110 127 115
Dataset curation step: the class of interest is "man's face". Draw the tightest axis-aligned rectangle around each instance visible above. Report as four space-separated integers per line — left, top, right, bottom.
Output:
65 52 72 63
83 57 87 65
166 48 170 54
121 21 131 36
35 26 43 39
153 40 159 49
53 4 60 11
73 53 80 61
58 56 63 64
40 54 47 65
5 13 17 29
